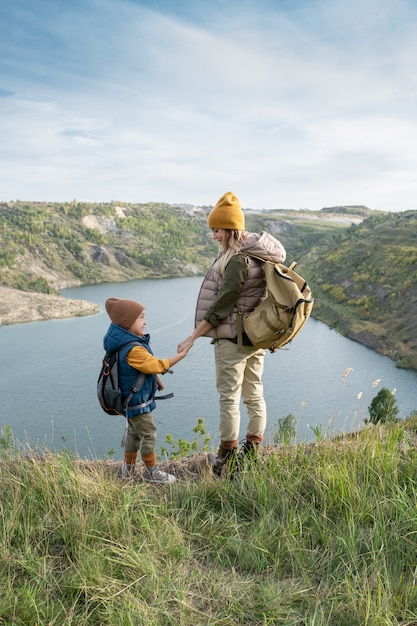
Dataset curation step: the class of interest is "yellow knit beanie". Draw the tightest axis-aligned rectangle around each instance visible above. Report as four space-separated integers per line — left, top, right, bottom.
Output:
207 191 244 230
105 297 144 330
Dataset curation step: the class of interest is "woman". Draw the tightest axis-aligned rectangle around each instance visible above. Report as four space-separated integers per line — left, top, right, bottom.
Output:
178 191 286 475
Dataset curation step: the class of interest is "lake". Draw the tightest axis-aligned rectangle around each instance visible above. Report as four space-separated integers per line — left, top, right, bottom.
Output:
1 276 416 460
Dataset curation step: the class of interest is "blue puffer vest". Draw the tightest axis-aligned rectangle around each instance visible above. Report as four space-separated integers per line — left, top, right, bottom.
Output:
103 323 157 417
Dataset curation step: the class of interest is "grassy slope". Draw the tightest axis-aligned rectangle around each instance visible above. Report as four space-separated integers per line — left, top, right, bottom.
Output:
2 418 417 625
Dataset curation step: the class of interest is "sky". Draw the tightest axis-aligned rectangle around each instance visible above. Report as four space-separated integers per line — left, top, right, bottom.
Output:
1 0 417 212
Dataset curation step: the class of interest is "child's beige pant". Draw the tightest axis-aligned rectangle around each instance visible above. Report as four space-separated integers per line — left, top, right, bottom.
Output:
214 339 266 444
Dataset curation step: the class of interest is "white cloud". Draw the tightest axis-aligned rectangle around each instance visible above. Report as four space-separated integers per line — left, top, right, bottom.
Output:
1 0 417 210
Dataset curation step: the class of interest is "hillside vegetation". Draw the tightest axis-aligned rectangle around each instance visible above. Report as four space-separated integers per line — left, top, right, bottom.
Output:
2 419 417 625
0 201 218 292
0 201 372 293
1 200 416 370
302 210 417 370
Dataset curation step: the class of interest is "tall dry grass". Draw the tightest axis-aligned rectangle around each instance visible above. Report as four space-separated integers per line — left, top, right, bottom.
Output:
1 419 417 625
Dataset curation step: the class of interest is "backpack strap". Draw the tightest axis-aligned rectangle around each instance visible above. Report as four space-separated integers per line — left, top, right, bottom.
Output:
119 342 174 417
236 309 244 350
123 371 146 416
235 253 266 349
242 251 297 272
116 342 145 417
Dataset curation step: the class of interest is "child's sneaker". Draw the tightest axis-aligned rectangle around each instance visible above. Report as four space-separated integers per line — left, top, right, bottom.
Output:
121 462 136 479
143 466 176 484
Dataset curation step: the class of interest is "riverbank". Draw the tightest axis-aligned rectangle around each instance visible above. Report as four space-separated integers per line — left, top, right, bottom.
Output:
0 286 99 326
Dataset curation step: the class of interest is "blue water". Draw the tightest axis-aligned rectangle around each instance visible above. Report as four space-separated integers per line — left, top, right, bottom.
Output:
1 276 416 459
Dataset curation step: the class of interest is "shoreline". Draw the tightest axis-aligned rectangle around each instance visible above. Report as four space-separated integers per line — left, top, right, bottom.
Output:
0 286 99 326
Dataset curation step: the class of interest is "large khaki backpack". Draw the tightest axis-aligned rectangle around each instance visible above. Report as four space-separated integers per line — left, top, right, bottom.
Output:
238 259 314 353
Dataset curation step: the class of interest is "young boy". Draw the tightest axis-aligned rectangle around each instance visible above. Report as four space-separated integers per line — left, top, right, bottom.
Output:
104 297 191 484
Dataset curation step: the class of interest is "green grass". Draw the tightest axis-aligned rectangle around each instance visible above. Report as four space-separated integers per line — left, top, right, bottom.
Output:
2 421 417 625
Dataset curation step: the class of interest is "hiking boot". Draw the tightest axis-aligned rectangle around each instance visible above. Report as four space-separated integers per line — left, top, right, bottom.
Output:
236 440 259 468
143 466 176 484
211 446 238 477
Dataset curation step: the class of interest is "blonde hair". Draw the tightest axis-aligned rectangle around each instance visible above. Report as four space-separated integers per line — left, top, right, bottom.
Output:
212 229 246 275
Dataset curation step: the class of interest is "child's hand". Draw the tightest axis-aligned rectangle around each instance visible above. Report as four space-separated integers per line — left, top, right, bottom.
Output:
157 375 165 391
178 337 193 353
167 341 193 368
180 343 193 356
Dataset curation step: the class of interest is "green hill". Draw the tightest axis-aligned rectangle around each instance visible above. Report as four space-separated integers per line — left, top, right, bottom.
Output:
302 210 417 370
0 200 370 293
0 201 218 292
1 200 416 370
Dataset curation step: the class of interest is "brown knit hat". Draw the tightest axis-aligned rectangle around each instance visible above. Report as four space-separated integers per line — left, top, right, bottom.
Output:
105 298 144 330
207 191 244 230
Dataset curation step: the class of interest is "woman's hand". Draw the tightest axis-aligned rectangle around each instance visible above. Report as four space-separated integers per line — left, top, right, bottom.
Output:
177 337 194 353
177 321 213 353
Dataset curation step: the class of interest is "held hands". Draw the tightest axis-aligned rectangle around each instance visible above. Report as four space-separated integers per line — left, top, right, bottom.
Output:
177 337 194 353
167 341 193 369
177 321 212 353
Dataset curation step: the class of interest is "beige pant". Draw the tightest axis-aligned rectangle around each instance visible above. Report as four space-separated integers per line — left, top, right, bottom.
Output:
214 339 266 444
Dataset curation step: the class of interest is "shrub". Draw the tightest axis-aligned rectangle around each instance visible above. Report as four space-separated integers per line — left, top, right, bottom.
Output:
365 387 400 425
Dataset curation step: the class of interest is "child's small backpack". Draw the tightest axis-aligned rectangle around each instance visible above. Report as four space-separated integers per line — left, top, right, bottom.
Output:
97 342 146 416
238 259 314 353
